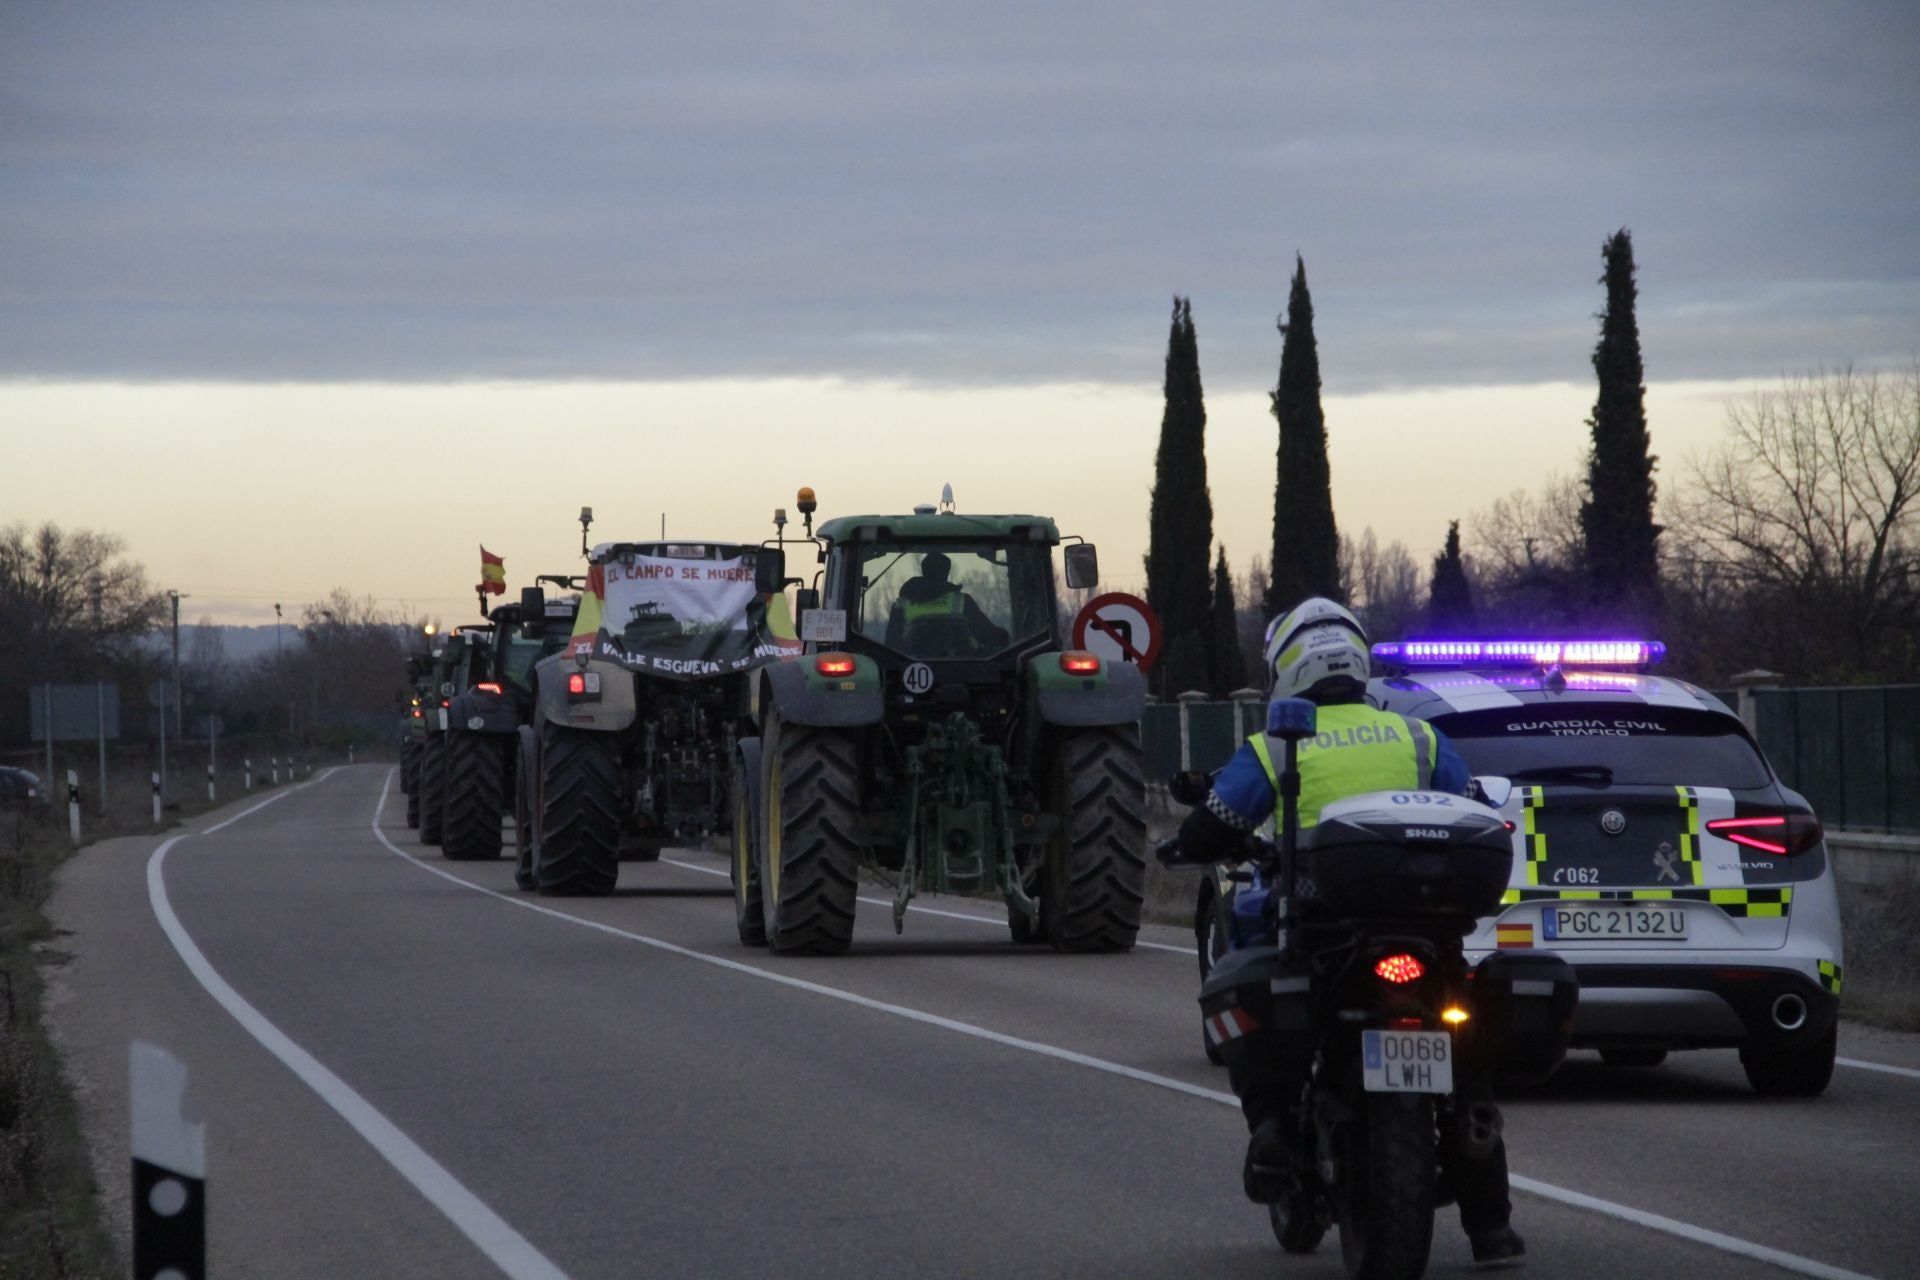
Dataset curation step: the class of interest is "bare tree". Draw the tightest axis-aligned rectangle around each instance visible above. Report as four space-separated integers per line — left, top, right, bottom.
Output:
1348 528 1423 642
1466 476 1586 632
1676 366 1920 678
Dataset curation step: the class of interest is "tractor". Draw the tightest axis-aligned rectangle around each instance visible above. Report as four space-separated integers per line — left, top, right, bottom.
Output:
414 628 493 847
734 487 1147 955
518 535 797 894
437 578 582 863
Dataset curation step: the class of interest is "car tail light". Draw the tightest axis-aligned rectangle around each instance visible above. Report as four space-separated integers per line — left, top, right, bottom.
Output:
815 652 856 677
410 708 422 719
1375 954 1425 984
440 698 450 708
1388 1016 1424 1030
1706 812 1823 856
476 682 503 695
1060 650 1101 675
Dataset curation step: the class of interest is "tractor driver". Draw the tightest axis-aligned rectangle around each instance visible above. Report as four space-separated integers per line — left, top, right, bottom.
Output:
1160 597 1526 1270
883 551 1008 655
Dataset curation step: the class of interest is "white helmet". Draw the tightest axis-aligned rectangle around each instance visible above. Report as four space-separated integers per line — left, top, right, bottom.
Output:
1264 596 1370 701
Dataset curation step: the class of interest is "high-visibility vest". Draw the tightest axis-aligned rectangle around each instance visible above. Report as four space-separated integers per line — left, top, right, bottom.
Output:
900 588 965 625
1248 703 1437 829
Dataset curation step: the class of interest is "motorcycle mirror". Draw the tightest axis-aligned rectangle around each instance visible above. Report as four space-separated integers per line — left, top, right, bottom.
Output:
756 548 787 595
1167 770 1212 806
1472 775 1514 809
1266 697 1318 741
1063 543 1099 590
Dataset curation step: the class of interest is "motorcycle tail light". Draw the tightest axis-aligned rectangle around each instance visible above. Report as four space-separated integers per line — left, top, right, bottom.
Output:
476 682 503 695
1375 954 1425 984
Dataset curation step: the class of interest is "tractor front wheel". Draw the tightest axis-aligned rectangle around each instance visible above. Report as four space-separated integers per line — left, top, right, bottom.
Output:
1040 725 1147 952
535 722 622 896
760 710 861 956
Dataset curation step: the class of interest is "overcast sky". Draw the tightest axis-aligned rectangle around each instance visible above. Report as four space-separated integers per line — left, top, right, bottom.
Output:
3 3 1917 625
5 1 1916 391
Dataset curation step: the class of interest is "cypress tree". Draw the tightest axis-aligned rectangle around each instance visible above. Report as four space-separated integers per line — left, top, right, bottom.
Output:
1581 229 1663 626
1144 296 1213 695
1206 545 1246 695
1268 255 1342 615
1428 520 1476 635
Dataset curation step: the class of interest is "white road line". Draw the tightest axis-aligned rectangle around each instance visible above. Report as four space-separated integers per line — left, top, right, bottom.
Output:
657 856 1194 954
1838 1057 1920 1080
147 769 568 1280
1506 1177 1876 1280
397 789 1878 1280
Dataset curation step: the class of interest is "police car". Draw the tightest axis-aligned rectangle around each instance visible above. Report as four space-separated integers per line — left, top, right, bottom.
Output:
1367 639 1843 1096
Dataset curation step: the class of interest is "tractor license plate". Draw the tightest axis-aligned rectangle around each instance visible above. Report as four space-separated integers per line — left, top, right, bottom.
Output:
1542 905 1688 942
1362 1030 1453 1094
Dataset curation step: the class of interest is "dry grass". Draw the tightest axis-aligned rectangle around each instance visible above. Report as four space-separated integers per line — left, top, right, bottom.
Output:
1839 878 1920 1032
0 804 115 1280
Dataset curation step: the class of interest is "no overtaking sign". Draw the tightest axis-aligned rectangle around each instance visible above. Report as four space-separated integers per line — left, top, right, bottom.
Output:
1071 592 1163 672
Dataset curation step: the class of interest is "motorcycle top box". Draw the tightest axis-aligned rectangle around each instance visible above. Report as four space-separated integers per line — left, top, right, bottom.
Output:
1305 791 1513 920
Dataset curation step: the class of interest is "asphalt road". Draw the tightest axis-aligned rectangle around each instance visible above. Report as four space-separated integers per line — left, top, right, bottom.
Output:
43 765 1920 1279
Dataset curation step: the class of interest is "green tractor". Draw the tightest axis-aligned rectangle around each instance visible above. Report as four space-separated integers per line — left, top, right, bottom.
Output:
734 488 1147 955
437 579 582 864
416 628 493 847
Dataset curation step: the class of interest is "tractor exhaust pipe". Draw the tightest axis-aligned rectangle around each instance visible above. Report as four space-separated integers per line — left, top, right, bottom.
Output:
1771 993 1808 1032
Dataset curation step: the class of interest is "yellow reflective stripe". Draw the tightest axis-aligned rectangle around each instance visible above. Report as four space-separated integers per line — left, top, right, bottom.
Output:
1630 889 1675 900
1500 888 1521 905
1522 786 1546 886
1675 785 1704 885
1250 731 1277 788
1559 890 1602 900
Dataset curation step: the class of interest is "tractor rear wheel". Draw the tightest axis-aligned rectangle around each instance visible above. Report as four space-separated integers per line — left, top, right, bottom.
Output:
441 732 509 861
760 710 860 956
418 733 446 846
1040 725 1147 952
535 722 622 896
732 738 767 945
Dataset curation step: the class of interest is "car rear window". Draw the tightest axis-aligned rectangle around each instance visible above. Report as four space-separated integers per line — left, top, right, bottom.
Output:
1433 706 1774 789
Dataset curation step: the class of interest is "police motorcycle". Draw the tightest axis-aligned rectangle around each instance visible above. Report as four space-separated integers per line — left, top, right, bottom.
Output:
1161 699 1577 1280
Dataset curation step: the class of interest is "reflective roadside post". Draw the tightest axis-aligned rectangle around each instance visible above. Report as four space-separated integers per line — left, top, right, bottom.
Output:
130 1041 205 1280
151 772 161 824
67 770 80 845
244 758 252 790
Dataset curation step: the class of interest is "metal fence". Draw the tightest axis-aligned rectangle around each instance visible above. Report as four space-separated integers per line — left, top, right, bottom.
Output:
1752 686 1920 835
1138 684 1920 835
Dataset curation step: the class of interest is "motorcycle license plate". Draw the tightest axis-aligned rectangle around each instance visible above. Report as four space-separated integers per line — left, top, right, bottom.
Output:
1361 1030 1453 1094
1542 904 1688 941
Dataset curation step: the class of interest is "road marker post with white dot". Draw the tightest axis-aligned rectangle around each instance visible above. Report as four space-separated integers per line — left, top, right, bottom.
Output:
151 772 161 823
243 758 252 789
130 1041 205 1280
67 770 81 845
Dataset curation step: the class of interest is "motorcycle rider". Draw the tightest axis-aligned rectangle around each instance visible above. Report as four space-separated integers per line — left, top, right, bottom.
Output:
1163 597 1526 1268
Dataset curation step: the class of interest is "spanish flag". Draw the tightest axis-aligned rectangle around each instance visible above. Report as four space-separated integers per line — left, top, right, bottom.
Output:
479 546 506 595
1495 921 1534 950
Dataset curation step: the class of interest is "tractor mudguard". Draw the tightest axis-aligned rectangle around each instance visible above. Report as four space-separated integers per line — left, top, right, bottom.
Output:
1030 653 1147 727
446 689 519 735
761 654 885 728
533 655 638 734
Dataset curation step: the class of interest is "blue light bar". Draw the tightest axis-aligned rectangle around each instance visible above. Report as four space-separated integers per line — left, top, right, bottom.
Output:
1371 639 1666 667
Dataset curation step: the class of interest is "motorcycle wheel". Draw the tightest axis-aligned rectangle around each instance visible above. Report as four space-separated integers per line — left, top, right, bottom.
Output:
1338 1091 1436 1280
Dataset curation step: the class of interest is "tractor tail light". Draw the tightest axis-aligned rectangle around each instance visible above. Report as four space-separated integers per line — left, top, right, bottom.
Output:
815 652 856 677
1060 650 1101 675
566 672 602 698
1374 954 1425 984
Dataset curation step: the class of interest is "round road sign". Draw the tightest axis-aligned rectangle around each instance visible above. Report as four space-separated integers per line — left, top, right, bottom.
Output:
1071 592 1163 672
